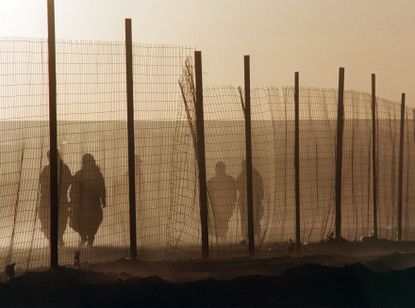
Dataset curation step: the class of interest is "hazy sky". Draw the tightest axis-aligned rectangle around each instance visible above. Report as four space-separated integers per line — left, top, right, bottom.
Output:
0 0 414 104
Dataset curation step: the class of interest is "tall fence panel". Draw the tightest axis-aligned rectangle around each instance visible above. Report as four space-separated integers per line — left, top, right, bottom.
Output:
376 98 401 239
204 86 246 255
250 87 339 248
55 40 129 265
0 38 50 271
253 87 296 247
0 38 195 271
167 55 201 258
250 88 295 249
403 108 415 239
2 37 415 271
342 91 373 240
297 88 338 244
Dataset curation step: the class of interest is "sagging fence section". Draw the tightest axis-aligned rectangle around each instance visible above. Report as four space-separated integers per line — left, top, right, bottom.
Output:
1 36 415 272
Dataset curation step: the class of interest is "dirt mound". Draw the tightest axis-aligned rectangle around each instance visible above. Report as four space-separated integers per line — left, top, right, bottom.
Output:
1 263 415 307
365 252 415 271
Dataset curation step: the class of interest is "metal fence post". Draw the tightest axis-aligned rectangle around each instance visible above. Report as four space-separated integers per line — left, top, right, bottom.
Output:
371 74 378 239
335 67 345 240
294 72 301 251
244 55 255 256
125 18 138 260
194 51 209 258
47 0 58 269
398 93 406 241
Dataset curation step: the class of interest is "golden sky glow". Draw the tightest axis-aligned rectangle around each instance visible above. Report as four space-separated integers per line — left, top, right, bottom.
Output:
0 0 414 104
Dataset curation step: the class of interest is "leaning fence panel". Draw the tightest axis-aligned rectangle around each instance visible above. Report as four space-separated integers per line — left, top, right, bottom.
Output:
132 45 197 259
167 55 201 258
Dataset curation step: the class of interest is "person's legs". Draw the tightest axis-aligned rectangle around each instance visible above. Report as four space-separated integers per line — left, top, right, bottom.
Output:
255 222 262 242
79 233 87 248
86 207 103 248
38 201 51 241
58 204 68 247
215 217 228 241
254 202 264 241
239 201 248 245
86 234 95 248
85 222 99 249
58 235 65 247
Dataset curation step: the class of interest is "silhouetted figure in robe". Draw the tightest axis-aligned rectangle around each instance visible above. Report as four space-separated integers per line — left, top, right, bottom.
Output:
70 153 106 248
38 150 72 247
237 161 264 246
207 161 237 240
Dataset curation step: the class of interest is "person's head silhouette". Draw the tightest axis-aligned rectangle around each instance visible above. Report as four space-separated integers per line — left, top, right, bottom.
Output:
241 159 246 169
82 153 96 170
47 149 60 163
215 161 226 176
135 155 142 168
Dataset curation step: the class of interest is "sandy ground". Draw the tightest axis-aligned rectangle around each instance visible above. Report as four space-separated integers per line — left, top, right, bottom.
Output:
77 239 415 281
2 240 415 306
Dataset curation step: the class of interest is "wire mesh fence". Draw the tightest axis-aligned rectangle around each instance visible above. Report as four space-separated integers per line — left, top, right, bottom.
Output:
0 38 194 271
1 37 415 273
193 85 415 252
204 86 246 255
1 38 50 271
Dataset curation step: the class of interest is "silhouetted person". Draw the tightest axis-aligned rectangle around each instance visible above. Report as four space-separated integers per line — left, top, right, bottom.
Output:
38 150 72 247
237 161 264 246
70 153 106 248
207 161 237 240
